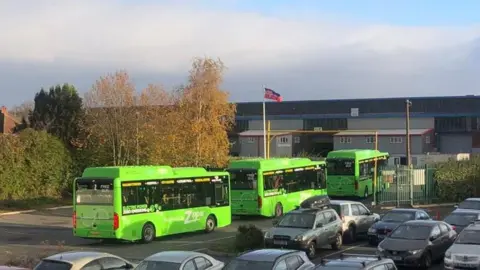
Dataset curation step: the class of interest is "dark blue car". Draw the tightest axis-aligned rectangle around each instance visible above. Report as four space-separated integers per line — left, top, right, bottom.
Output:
367 208 431 245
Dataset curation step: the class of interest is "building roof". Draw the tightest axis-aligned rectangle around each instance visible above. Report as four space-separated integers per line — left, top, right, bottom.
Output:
333 128 432 136
238 130 292 137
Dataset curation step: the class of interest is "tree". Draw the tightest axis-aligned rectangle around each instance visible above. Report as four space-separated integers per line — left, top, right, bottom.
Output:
9 101 34 120
83 71 170 166
169 57 236 167
28 84 84 147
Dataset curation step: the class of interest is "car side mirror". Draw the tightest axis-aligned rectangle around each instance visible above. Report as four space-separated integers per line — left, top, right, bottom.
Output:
429 236 435 241
366 212 372 216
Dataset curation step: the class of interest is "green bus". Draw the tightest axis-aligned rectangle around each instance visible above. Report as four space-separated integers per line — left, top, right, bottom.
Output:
326 149 389 198
73 166 230 243
226 158 327 217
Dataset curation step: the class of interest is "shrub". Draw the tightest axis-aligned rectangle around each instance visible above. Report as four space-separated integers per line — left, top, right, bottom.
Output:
234 225 265 252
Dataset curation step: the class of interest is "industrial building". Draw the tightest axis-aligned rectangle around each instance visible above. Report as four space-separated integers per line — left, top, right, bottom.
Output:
230 95 480 164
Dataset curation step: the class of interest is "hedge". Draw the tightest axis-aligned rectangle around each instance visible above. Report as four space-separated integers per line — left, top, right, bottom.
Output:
0 129 72 202
434 155 480 202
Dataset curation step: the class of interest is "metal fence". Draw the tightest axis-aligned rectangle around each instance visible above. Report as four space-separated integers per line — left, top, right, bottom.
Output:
376 165 438 206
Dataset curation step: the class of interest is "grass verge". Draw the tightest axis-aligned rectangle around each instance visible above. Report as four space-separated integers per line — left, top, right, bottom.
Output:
0 197 72 213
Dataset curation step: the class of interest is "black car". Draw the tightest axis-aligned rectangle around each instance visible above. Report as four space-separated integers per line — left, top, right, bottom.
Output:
443 209 480 233
367 208 431 245
315 253 397 270
224 249 315 270
377 220 457 268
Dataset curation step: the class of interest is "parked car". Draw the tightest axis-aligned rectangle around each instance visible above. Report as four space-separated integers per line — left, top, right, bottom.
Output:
455 198 480 210
377 220 457 268
314 253 397 270
444 220 480 270
443 208 480 233
135 251 224 270
330 200 380 243
33 251 135 270
0 267 29 270
224 249 315 270
264 198 343 258
367 208 431 245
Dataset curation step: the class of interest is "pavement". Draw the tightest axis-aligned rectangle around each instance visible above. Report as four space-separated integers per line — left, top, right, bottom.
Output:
0 204 453 269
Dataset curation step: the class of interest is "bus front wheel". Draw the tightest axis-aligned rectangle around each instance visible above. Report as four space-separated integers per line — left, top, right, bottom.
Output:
205 215 216 233
141 222 156 243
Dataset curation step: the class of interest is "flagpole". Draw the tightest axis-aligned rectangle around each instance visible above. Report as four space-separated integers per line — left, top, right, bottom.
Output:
262 86 267 159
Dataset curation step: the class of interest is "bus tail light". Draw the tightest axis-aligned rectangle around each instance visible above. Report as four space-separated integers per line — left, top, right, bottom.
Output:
113 212 119 230
354 181 359 190
72 211 76 228
257 196 262 208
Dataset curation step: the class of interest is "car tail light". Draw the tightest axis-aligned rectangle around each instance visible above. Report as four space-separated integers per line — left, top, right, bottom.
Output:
257 196 262 208
354 181 359 190
72 211 76 229
386 229 392 236
451 225 456 231
113 212 119 230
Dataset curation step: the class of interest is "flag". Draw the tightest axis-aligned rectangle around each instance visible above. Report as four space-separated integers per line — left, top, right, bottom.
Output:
264 88 283 102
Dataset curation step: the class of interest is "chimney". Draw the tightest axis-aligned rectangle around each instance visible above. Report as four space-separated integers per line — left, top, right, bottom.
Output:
0 106 6 114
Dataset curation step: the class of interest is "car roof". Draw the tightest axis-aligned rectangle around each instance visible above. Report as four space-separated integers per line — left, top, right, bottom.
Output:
44 251 118 265
330 200 360 205
451 209 480 214
389 208 421 213
320 255 392 268
465 221 480 231
403 220 439 226
237 249 297 262
289 208 326 214
465 198 480 201
144 251 212 263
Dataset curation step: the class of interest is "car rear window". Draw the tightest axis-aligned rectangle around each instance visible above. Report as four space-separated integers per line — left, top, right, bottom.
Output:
224 259 274 270
33 260 72 270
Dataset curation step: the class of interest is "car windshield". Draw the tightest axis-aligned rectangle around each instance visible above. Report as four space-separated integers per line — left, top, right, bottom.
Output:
458 200 480 210
444 213 478 226
224 259 274 270
277 213 315 229
134 261 181 270
33 260 72 270
455 230 480 245
389 224 432 240
381 211 415 222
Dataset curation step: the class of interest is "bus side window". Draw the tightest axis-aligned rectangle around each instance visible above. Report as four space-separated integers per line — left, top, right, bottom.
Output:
214 183 229 206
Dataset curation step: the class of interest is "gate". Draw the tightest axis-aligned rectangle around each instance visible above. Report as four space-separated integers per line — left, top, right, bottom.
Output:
376 165 437 206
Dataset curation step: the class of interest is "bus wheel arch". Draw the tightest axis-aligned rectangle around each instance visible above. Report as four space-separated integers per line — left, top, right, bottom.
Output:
205 214 217 233
274 203 283 217
141 222 156 243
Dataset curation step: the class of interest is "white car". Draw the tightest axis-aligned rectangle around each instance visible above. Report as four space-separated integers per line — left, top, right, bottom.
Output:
444 221 480 270
330 200 380 243
135 251 224 270
33 251 135 270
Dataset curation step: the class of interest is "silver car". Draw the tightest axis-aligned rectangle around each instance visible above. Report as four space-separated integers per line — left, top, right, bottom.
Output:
135 251 224 270
33 251 135 270
330 200 380 243
444 221 480 270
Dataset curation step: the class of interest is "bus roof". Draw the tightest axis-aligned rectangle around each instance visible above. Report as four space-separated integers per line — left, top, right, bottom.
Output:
326 149 389 160
81 166 229 180
228 158 325 171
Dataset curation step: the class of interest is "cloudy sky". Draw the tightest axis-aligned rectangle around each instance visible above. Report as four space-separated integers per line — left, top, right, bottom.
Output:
1 0 480 107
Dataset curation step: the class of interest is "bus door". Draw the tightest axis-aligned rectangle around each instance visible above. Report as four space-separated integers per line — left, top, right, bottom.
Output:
74 178 115 237
227 169 259 215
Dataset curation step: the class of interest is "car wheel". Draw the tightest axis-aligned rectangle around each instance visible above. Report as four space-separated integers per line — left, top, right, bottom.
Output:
205 215 216 233
364 187 369 198
368 238 377 246
274 203 283 217
306 241 316 259
421 251 432 269
141 223 156 243
344 224 356 243
331 233 342 250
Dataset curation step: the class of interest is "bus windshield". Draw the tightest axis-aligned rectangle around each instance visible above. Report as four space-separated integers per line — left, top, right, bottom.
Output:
75 179 113 205
228 169 257 190
327 159 355 176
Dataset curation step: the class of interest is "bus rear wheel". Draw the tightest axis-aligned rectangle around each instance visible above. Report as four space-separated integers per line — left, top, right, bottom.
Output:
274 203 283 217
141 223 156 243
205 215 216 233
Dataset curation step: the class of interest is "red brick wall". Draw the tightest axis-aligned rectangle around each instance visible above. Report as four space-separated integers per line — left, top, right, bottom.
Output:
0 106 18 134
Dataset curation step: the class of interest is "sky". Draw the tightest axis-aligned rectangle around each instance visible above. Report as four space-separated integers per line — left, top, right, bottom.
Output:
1 0 480 107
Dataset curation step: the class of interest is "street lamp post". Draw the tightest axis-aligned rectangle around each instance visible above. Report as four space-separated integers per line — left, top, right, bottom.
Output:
405 99 412 167
136 111 140 165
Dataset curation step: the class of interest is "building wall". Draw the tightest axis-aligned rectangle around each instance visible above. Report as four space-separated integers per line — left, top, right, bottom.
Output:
333 135 425 155
347 117 434 130
248 119 303 131
238 134 294 157
438 134 472 153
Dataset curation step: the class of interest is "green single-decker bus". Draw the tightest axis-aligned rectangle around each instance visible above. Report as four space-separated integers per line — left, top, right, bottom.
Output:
227 158 327 217
326 149 389 198
73 166 230 243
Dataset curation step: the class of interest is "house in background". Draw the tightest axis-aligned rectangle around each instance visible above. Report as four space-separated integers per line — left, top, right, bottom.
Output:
333 128 435 165
0 106 19 134
237 130 307 157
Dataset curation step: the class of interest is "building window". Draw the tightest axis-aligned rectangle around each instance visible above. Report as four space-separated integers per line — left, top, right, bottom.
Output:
247 137 255 143
365 137 375 144
389 137 403 144
425 135 430 144
340 137 352 144
278 136 289 144
294 137 300 144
